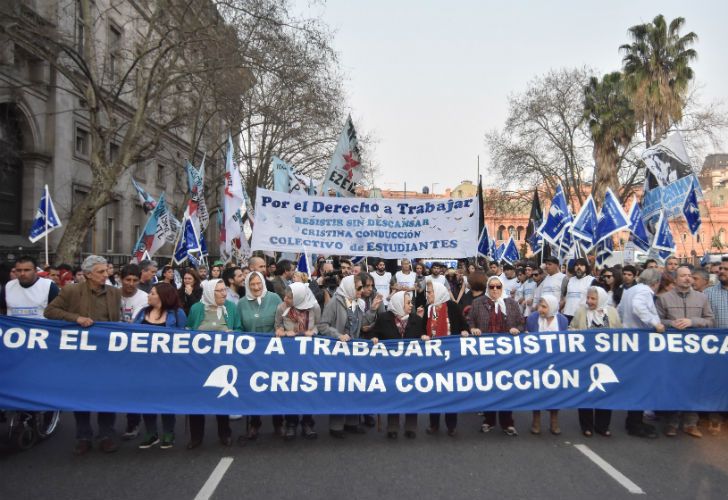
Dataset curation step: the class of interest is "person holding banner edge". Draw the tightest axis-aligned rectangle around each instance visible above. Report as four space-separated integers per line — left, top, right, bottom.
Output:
363 290 425 439
44 255 121 455
468 275 523 436
186 279 241 449
424 279 470 437
318 274 367 438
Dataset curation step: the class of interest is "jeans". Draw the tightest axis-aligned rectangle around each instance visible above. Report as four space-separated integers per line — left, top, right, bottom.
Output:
142 413 176 435
74 411 116 440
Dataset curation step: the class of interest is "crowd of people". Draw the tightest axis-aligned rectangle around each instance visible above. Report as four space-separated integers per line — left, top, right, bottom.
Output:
1 251 726 455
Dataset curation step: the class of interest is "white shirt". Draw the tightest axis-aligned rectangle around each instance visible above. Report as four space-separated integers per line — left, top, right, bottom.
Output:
563 275 594 316
394 270 416 291
120 289 149 323
499 274 519 299
372 271 392 305
618 283 660 329
541 272 565 300
429 274 447 286
5 278 53 319
517 279 537 316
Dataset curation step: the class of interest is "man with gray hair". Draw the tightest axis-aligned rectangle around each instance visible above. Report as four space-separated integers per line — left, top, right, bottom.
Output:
691 268 711 293
45 255 122 455
137 259 158 294
617 267 665 439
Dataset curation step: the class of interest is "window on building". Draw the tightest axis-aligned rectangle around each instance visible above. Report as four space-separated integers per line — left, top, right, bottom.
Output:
507 226 515 238
75 127 89 157
108 24 122 80
497 225 506 240
516 226 525 240
106 217 115 252
682 233 687 242
156 163 165 186
75 1 85 54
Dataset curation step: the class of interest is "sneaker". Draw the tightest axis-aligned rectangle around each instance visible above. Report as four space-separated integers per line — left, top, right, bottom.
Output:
284 426 296 441
301 425 318 439
683 426 703 438
480 423 493 433
160 433 174 449
138 434 160 449
664 426 678 437
503 426 518 437
627 423 658 439
73 439 92 456
643 410 657 421
122 425 140 441
229 415 243 421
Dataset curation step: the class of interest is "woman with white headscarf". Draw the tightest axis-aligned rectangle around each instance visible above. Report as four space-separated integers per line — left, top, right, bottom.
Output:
363 291 425 439
467 275 524 436
317 274 367 438
236 271 283 441
274 282 322 440
526 295 569 436
570 286 621 437
185 279 241 449
423 279 470 437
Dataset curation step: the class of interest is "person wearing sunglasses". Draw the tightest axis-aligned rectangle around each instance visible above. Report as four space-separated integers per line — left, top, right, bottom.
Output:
317 274 367 438
467 275 524 437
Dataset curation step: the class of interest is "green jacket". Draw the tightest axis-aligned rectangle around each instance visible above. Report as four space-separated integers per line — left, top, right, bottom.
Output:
186 300 241 331
237 293 282 333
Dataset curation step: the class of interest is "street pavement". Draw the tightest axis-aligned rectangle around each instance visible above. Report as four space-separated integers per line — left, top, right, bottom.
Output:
1 411 727 499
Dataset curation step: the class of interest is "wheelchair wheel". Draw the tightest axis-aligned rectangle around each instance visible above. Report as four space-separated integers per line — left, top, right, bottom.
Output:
36 411 61 439
9 415 38 450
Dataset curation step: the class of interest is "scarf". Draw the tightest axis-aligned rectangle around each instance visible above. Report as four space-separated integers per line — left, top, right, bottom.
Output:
283 282 318 317
245 271 268 305
486 276 507 315
201 279 227 320
335 275 361 312
537 294 560 332
427 281 451 337
389 291 410 336
586 286 609 327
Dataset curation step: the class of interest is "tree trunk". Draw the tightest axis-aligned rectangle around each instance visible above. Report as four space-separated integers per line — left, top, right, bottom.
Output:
592 145 619 210
53 182 112 264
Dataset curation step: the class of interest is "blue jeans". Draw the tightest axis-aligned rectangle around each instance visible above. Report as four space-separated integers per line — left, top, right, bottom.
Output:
143 413 176 435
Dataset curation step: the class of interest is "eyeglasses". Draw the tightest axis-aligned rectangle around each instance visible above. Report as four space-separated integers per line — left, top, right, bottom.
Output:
488 285 502 290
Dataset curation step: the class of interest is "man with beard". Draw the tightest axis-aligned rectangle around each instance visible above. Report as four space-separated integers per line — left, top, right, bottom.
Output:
371 259 393 307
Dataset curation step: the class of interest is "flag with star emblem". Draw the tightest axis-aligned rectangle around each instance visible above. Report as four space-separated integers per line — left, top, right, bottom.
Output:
322 115 362 197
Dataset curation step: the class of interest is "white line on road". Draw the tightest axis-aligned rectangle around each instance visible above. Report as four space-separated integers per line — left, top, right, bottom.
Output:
194 457 234 500
574 444 645 495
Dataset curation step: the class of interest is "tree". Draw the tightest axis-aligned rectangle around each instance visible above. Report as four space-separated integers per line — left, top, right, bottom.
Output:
583 72 636 207
485 67 593 204
620 14 698 147
1 0 253 263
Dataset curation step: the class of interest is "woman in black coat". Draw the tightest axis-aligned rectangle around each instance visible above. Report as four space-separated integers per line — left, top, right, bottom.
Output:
363 291 425 439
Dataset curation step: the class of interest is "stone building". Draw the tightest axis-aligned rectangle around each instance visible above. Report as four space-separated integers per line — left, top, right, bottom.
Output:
0 1 233 265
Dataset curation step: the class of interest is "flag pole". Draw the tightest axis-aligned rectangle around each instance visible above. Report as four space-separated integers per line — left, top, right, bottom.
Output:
44 184 49 267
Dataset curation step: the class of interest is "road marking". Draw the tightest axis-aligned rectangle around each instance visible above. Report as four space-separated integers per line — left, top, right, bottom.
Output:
574 444 645 495
194 457 234 500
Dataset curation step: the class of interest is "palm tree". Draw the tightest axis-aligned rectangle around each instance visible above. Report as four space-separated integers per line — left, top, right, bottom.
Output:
620 14 697 147
584 72 636 206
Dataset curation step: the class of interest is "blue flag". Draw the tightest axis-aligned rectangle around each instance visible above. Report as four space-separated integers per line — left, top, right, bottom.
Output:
29 185 62 243
296 251 311 275
558 222 574 259
571 196 598 251
539 185 572 245
682 181 701 236
477 227 490 258
627 195 650 252
494 243 505 263
173 216 203 266
595 188 630 243
502 237 520 264
595 237 613 266
652 213 676 253
272 156 293 193
489 237 497 259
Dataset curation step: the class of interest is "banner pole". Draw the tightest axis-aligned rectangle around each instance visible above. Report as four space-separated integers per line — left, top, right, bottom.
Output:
44 184 49 267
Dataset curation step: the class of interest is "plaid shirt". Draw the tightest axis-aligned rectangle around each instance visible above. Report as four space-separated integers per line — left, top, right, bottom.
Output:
704 285 728 328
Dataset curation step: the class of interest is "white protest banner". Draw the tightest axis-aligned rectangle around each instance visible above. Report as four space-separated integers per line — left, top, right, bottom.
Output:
251 188 479 258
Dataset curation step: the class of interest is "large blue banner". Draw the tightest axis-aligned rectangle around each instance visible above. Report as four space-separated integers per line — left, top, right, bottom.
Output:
1 316 728 414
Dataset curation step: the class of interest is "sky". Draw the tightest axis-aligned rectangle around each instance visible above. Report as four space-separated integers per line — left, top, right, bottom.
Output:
294 0 728 194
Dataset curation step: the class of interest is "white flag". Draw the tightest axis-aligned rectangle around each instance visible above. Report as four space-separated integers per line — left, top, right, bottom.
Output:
322 115 362 197
223 133 246 256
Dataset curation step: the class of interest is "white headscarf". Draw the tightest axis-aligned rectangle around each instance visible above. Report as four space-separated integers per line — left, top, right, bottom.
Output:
336 275 360 311
388 291 410 320
537 295 560 332
201 279 227 320
585 286 609 327
284 282 318 315
245 271 267 304
428 279 451 307
486 276 507 315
